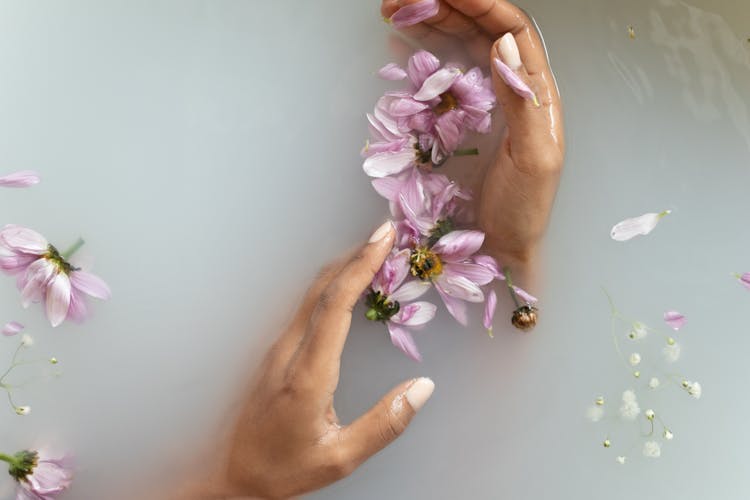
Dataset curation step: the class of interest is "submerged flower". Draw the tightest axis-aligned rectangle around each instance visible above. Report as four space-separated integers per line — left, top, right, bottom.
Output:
388 0 439 29
682 380 702 399
649 377 660 389
610 210 671 241
616 456 627 464
2 321 24 337
1 449 73 499
663 342 681 363
663 310 686 330
664 430 674 440
586 405 604 422
0 171 40 188
0 225 111 327
642 441 661 458
628 322 648 340
620 390 640 420
629 352 641 366
736 273 750 290
366 250 435 361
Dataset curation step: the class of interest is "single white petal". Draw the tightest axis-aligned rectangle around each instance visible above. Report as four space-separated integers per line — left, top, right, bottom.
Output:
390 280 432 302
391 301 437 327
46 273 72 327
413 68 461 101
610 210 671 241
363 150 415 178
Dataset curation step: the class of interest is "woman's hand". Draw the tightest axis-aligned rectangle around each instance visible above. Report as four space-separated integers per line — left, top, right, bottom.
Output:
381 0 565 272
182 221 434 500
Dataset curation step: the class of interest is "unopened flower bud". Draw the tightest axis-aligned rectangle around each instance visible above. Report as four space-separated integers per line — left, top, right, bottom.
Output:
603 439 611 448
20 335 33 348
49 357 58 365
595 396 604 406
15 406 30 416
664 430 674 440
633 371 640 378
629 353 641 366
511 305 538 331
645 409 655 420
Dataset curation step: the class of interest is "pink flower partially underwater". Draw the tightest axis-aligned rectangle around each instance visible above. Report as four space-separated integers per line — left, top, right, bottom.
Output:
0 225 110 327
366 250 436 361
7 450 73 500
0 171 40 188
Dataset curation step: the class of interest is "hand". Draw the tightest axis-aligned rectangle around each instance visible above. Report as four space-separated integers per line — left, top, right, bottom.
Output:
181 221 435 499
381 0 565 273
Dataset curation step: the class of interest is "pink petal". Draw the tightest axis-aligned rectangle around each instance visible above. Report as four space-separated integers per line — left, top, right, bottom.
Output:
2 321 24 336
390 280 431 302
435 272 484 303
371 174 407 202
0 225 48 254
388 97 429 117
46 273 72 327
663 310 686 331
70 270 111 300
484 289 497 331
610 211 671 242
434 109 465 155
473 255 505 280
738 273 750 290
363 150 415 178
431 230 485 262
435 283 468 325
513 286 538 304
366 113 401 143
391 301 437 327
492 57 539 105
442 262 494 286
66 289 88 323
407 50 441 88
413 67 461 101
20 259 56 307
387 323 422 362
389 0 439 29
0 170 40 188
378 63 407 81
0 253 38 274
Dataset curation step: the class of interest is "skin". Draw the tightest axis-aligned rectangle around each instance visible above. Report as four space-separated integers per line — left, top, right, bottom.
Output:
177 1 565 498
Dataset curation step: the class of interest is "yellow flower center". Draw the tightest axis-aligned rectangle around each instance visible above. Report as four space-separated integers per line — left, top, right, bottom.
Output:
410 247 443 280
434 91 458 115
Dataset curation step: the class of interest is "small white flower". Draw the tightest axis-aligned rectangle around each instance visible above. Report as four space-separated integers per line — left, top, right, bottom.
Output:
687 381 702 399
586 405 604 422
645 409 655 420
15 405 30 415
664 430 674 440
616 456 627 464
620 390 641 420
663 342 681 363
629 352 642 366
629 322 648 340
20 334 33 347
643 440 661 458
648 377 660 389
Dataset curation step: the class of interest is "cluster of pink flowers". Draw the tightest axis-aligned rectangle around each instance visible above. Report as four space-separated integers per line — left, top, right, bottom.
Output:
361 51 536 361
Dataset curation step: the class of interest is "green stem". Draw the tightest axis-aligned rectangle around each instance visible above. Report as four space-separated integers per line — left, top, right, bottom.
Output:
61 238 85 260
453 148 479 157
503 267 521 308
0 453 18 467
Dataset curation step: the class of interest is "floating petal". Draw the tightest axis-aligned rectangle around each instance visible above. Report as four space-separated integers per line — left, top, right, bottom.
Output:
610 210 671 241
389 0 439 29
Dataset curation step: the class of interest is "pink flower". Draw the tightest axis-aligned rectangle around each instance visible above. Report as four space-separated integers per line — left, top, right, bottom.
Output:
388 0 439 29
366 250 436 361
5 450 73 499
663 310 686 331
0 225 111 327
2 321 24 336
736 272 750 290
0 171 40 188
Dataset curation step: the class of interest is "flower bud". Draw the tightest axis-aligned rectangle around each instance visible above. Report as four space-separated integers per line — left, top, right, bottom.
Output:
511 305 538 331
15 406 30 416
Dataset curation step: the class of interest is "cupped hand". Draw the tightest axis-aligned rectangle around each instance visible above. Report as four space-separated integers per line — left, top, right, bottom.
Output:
381 0 565 273
182 221 434 500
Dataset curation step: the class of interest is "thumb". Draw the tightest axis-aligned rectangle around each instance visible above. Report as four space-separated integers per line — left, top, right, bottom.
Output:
341 377 435 465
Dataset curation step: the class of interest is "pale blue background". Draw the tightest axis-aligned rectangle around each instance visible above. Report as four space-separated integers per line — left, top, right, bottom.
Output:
0 0 747 498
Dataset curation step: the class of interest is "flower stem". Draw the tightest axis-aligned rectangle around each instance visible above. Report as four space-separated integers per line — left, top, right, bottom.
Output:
453 148 479 157
62 238 85 260
503 267 521 308
0 453 18 467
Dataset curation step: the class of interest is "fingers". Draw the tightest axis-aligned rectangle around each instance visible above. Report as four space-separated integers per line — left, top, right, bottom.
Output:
341 377 435 466
292 221 396 384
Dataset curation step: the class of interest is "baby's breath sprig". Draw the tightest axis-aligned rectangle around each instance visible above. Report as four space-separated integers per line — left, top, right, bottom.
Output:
0 333 59 415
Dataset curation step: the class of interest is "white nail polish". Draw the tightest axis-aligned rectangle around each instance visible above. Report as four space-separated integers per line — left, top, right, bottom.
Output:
405 377 435 411
368 220 393 243
499 33 522 71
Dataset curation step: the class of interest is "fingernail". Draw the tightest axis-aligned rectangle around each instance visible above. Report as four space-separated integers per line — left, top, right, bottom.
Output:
405 377 435 411
498 33 522 71
368 220 393 243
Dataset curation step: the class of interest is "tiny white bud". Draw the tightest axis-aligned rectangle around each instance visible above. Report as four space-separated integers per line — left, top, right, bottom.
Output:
649 377 660 389
20 334 33 347
15 405 30 415
616 456 627 464
645 409 655 420
664 430 674 440
629 353 641 366
595 396 604 406
49 357 58 365
603 439 611 448
643 440 661 458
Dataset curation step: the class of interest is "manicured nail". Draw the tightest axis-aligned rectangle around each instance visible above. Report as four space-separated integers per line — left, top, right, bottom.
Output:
405 377 435 411
498 33 522 70
368 220 394 243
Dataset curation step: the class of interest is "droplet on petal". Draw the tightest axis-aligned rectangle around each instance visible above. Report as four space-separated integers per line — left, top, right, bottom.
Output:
610 210 671 241
2 321 24 336
663 310 686 330
389 0 439 29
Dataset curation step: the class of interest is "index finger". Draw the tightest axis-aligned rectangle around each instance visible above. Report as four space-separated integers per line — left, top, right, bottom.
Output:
290 221 396 387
